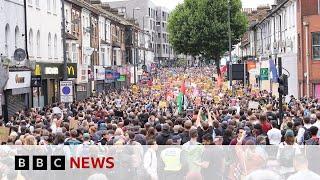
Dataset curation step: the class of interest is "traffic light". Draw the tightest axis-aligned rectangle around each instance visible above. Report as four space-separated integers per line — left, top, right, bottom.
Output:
278 74 288 96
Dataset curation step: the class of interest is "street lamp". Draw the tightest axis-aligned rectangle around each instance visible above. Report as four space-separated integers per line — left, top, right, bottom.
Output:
143 15 149 66
132 7 140 84
228 0 233 94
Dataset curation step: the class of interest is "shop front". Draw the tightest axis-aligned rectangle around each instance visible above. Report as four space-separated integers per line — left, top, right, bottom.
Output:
3 69 31 119
75 65 89 101
105 69 115 90
32 63 62 107
94 66 106 93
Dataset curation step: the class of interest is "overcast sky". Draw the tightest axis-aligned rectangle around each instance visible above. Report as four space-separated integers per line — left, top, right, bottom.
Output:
104 0 276 10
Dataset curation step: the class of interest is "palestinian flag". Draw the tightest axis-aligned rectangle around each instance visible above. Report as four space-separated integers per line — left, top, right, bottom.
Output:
177 81 186 113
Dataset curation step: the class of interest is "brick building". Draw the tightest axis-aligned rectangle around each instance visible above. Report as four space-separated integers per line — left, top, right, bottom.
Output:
297 0 320 98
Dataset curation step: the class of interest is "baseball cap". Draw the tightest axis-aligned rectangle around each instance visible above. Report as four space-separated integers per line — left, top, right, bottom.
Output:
285 130 295 137
83 133 90 140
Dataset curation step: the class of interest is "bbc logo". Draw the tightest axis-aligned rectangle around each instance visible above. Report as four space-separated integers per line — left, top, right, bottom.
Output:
15 156 65 170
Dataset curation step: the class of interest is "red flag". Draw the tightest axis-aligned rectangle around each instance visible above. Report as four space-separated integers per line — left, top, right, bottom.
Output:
180 81 186 94
220 65 227 74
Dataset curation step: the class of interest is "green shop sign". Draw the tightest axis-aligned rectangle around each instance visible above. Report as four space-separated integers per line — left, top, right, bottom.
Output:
117 75 126 82
260 68 269 80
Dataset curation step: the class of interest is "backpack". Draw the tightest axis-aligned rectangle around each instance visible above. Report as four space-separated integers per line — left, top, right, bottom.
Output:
305 138 320 145
303 127 312 143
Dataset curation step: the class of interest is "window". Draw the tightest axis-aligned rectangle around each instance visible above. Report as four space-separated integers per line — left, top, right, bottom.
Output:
318 0 320 15
36 0 39 8
54 34 57 58
72 44 77 63
4 24 10 57
53 0 56 14
312 32 320 60
48 33 52 59
47 0 51 12
113 50 117 65
15 26 20 49
29 29 33 56
101 48 105 66
37 31 40 57
28 0 32 6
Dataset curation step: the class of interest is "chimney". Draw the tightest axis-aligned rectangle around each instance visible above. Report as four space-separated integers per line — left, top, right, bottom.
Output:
101 3 111 11
90 0 101 4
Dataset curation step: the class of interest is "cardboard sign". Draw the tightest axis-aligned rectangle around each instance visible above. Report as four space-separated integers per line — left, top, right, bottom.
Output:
214 96 220 103
132 85 139 94
0 127 10 143
159 101 167 108
237 90 244 97
69 119 79 130
248 101 260 110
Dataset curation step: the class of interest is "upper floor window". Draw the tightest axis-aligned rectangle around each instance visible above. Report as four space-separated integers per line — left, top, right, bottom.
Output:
36 0 40 8
47 0 51 12
4 24 10 57
15 26 20 49
48 33 52 58
54 34 57 58
312 32 320 60
37 31 40 57
28 0 32 6
29 29 34 56
53 0 56 14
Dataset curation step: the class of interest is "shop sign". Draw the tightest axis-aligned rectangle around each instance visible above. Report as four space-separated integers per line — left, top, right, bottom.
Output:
94 66 105 80
76 66 88 84
117 75 126 82
113 72 120 80
31 76 42 87
35 63 62 79
45 67 59 75
260 68 269 80
247 61 256 71
66 63 77 78
105 70 114 83
5 71 31 90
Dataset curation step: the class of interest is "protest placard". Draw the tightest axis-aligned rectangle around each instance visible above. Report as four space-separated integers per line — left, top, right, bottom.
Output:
0 127 10 143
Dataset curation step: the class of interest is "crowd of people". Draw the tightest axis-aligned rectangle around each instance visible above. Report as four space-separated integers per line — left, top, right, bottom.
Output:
0 66 320 179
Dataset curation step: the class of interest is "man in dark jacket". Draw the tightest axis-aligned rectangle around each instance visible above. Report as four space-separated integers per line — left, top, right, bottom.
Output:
156 124 172 145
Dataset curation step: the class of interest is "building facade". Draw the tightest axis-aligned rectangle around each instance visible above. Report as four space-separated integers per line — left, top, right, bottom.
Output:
236 0 299 99
27 0 64 107
0 0 29 118
297 0 320 99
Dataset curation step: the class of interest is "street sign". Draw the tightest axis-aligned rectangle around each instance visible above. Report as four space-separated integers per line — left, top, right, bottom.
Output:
260 68 269 80
60 81 73 103
31 76 42 87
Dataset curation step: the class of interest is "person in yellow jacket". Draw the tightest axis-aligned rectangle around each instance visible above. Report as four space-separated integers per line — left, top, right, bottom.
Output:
160 135 184 180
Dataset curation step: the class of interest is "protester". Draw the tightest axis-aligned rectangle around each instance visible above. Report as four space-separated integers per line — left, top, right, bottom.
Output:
1 66 320 179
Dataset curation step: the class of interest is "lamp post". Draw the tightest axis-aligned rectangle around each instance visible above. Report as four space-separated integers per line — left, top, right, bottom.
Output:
228 0 233 94
143 15 149 66
132 7 140 84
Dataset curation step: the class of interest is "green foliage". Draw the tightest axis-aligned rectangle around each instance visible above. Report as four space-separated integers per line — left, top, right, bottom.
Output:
168 0 248 72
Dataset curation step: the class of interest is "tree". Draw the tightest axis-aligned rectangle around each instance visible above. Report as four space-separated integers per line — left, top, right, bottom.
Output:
168 0 248 74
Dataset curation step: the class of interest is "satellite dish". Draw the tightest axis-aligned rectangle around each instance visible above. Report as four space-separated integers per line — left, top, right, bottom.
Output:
14 48 26 62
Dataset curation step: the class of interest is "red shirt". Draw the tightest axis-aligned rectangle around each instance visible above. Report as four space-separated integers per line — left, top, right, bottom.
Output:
261 122 272 134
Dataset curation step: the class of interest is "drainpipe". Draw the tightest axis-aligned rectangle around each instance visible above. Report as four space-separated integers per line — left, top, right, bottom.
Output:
24 0 29 60
304 21 310 97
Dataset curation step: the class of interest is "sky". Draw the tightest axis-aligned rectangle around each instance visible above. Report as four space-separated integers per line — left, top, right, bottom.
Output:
104 0 276 11
105 0 274 10
151 0 275 10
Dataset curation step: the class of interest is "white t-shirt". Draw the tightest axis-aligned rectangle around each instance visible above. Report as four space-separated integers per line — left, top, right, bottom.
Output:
115 99 122 108
267 128 282 145
287 170 320 180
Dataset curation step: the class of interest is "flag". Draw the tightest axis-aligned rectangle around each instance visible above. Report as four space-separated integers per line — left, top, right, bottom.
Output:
269 59 278 82
177 81 186 113
220 65 228 74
